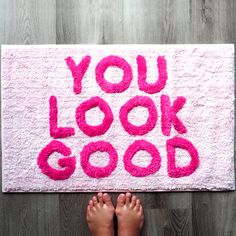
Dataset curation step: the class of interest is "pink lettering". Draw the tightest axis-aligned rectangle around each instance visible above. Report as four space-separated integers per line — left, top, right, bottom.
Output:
66 55 91 94
37 54 201 181
161 94 187 136
166 137 199 178
80 141 118 178
37 140 76 180
119 96 158 135
49 96 75 138
123 140 161 177
137 55 168 94
76 96 114 136
95 55 132 93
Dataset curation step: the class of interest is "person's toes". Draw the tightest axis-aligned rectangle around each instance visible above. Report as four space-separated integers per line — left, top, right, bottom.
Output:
131 195 137 208
92 195 98 206
87 205 91 215
117 193 126 208
89 199 93 208
97 192 104 205
103 193 113 207
125 192 132 205
136 198 141 211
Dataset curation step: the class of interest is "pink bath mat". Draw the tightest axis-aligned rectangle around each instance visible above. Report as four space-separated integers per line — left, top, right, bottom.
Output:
1 45 235 192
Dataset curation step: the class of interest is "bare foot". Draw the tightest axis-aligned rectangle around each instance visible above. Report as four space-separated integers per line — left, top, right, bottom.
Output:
115 192 144 236
86 192 115 236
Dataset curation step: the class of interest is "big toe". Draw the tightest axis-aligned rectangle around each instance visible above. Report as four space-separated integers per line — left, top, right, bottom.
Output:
103 193 113 207
117 193 126 208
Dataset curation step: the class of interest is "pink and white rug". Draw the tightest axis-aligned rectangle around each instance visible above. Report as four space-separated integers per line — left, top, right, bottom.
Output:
1 44 235 192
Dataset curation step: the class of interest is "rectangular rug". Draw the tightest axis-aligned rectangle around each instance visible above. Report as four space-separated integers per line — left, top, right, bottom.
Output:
1 44 235 192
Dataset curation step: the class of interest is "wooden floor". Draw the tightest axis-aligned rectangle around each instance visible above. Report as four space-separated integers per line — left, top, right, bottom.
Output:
0 0 236 235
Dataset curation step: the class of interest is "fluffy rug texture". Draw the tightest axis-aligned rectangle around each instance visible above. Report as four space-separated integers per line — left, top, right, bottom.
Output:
1 45 235 192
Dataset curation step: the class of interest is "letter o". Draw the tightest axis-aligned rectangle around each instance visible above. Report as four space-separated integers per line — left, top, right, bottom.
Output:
95 55 133 93
80 141 118 178
76 96 113 137
123 140 161 177
119 96 157 135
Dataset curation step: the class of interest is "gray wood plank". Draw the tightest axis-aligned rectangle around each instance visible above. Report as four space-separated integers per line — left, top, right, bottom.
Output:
1 194 60 236
0 0 58 236
192 192 236 236
59 193 91 236
0 0 56 44
55 1 193 236
56 1 101 235
190 0 236 235
56 0 104 44
142 208 191 236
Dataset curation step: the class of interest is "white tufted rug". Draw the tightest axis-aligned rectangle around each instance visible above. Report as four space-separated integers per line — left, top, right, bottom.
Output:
1 44 235 192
